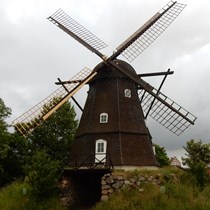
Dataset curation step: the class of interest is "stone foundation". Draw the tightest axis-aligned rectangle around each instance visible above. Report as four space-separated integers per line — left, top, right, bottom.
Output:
100 172 175 201
58 170 179 206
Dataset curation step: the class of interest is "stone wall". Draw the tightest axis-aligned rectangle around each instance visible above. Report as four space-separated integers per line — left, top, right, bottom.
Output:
101 172 177 201
58 170 179 206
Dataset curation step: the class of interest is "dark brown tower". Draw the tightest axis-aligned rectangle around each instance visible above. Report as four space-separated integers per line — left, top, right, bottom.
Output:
71 60 158 167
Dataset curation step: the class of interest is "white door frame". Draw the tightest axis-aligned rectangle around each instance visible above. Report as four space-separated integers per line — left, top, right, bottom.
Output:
95 139 107 163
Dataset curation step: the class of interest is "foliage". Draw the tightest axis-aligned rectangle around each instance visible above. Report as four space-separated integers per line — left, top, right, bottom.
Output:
154 144 170 167
182 139 210 189
0 98 28 186
182 139 210 168
0 133 28 186
24 150 61 198
192 161 210 189
0 181 66 210
28 99 78 165
0 98 11 134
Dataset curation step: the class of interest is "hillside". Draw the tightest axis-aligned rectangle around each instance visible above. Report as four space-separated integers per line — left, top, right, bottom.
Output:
1 167 210 210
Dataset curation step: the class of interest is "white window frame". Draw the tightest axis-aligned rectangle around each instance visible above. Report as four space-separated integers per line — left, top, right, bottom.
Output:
124 89 131 98
95 139 107 163
100 113 108 123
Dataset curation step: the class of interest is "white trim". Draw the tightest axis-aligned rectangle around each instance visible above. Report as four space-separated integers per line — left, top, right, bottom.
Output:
95 139 107 163
100 113 108 123
124 89 131 98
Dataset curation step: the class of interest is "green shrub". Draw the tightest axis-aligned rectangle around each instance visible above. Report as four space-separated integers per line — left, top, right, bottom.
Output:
24 150 61 198
191 161 210 189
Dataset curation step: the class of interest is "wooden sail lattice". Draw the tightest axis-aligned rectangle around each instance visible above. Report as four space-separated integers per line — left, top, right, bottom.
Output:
48 9 108 52
138 87 197 135
117 1 186 62
13 67 94 137
13 1 197 139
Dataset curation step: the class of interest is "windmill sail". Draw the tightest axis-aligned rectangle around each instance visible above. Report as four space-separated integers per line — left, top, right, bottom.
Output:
110 1 186 62
48 9 107 59
12 67 96 137
138 86 197 135
108 60 196 135
13 1 196 139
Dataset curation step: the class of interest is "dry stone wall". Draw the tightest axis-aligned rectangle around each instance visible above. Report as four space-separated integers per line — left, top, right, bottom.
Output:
101 172 175 201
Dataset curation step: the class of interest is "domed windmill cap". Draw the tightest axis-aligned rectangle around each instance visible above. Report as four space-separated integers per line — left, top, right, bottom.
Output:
90 59 137 82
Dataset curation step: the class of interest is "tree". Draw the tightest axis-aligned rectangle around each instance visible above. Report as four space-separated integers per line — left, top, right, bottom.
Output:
0 97 11 135
0 98 28 186
182 139 210 189
154 144 170 167
24 150 61 197
182 139 210 168
28 99 78 165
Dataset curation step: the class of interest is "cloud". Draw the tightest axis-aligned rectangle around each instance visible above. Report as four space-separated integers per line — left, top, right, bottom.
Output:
0 0 209 159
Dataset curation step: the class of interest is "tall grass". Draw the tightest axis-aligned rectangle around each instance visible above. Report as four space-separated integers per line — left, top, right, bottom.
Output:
0 181 66 210
93 183 210 210
93 168 210 210
1 168 210 210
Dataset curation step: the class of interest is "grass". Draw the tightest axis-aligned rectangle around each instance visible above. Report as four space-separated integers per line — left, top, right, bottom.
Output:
1 168 210 210
93 167 210 210
0 181 66 210
93 182 210 210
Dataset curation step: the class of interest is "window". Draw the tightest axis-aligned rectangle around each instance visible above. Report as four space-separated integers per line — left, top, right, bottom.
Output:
97 142 104 153
100 113 108 123
95 139 107 154
124 89 131 98
95 139 107 163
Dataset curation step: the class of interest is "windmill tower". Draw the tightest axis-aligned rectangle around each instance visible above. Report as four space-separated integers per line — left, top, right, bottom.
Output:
13 1 197 170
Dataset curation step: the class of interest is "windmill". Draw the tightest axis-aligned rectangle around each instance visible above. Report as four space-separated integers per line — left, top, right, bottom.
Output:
13 1 197 170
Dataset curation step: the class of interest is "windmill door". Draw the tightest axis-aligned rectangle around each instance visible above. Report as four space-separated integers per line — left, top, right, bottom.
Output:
95 139 107 163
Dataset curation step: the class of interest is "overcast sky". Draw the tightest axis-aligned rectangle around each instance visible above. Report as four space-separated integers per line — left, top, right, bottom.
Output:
0 0 210 160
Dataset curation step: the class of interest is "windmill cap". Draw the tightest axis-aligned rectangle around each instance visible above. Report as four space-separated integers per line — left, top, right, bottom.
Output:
90 59 137 82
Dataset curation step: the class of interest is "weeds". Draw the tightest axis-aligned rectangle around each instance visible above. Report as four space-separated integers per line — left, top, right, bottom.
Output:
93 168 210 210
0 181 66 210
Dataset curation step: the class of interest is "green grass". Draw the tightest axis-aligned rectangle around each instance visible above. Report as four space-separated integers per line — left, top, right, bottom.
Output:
0 181 66 210
1 168 210 210
93 183 210 210
93 168 210 210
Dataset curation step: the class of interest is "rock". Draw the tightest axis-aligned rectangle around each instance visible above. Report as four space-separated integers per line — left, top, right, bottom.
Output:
112 181 124 190
129 178 136 183
102 184 111 190
102 189 108 195
108 188 114 194
139 188 144 192
101 179 106 185
139 176 146 181
124 180 131 185
136 181 141 186
148 176 154 181
101 195 109 201
117 175 124 181
106 176 114 184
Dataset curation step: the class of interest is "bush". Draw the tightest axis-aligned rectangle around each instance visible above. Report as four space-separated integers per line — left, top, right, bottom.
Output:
24 150 61 198
191 161 210 189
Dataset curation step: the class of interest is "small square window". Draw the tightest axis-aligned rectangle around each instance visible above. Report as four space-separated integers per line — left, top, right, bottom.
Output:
100 113 108 123
124 89 131 98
